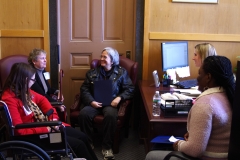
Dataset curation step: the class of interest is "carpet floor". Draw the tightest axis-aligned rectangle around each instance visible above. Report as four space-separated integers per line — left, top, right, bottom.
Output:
92 127 146 160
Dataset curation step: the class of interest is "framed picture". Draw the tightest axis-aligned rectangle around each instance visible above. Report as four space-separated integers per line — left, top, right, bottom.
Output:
172 0 218 3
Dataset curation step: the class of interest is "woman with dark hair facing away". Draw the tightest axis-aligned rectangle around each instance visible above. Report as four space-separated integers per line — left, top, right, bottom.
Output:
193 43 217 67
145 56 235 160
1 63 98 160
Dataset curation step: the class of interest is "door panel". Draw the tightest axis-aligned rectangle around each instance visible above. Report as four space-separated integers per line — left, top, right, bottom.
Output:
58 0 135 115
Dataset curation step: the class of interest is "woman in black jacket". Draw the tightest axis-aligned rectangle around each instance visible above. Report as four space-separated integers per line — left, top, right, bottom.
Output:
79 47 135 160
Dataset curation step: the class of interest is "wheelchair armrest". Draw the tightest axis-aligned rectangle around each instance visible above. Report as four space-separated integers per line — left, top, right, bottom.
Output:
50 102 63 106
14 121 62 129
163 151 201 160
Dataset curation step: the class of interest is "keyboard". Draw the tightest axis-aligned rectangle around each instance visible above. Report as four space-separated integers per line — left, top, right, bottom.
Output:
175 79 198 89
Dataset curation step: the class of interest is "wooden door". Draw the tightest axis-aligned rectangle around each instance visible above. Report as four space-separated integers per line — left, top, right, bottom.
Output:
57 0 136 115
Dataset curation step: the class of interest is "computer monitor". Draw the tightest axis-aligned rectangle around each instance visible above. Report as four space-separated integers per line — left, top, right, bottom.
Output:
161 41 188 71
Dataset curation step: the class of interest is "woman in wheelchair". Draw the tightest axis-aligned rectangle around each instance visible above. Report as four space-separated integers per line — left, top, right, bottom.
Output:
1 63 98 160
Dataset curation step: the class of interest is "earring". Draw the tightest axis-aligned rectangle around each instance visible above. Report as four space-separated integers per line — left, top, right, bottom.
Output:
203 86 209 91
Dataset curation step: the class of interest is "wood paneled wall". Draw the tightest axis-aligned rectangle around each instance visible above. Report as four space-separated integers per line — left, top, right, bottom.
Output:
143 0 240 81
0 0 50 71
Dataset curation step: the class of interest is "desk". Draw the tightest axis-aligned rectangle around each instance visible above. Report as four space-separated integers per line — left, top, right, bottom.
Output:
138 80 187 153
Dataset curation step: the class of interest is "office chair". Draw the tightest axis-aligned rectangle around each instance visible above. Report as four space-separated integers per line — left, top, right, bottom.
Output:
0 100 74 160
0 55 67 122
70 56 138 153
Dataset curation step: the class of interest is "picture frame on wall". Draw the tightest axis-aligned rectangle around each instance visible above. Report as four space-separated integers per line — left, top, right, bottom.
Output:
172 0 218 3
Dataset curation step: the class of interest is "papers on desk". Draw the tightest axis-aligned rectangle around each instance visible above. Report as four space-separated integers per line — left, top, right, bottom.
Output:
161 99 192 108
173 88 201 97
160 92 194 108
169 135 182 142
161 99 173 108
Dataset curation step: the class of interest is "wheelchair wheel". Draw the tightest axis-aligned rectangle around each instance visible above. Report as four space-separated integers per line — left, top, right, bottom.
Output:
0 140 51 160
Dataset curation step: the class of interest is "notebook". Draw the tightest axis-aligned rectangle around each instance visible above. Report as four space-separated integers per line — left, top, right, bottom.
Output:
94 80 113 106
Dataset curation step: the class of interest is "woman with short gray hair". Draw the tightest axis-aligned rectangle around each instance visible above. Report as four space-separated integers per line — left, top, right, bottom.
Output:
79 47 135 160
102 47 120 66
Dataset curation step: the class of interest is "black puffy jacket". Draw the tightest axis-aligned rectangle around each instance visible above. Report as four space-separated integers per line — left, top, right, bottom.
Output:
80 65 135 106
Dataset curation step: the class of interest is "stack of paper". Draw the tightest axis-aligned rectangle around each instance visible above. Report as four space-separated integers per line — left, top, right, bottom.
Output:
173 88 201 97
175 66 190 78
169 135 181 142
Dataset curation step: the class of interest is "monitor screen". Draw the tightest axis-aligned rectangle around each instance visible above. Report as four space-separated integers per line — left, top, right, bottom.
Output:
161 41 188 71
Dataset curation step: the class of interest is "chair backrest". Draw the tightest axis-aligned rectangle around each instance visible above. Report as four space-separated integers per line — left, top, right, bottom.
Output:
0 55 28 90
228 61 240 159
90 56 138 85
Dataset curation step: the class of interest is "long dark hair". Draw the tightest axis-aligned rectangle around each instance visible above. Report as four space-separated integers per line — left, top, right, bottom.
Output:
3 63 36 110
202 56 235 107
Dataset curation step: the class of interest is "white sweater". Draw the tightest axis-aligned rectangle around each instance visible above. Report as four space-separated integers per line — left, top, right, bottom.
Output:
178 87 232 160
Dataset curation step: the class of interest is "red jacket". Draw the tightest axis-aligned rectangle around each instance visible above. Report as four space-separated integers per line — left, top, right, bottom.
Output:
2 89 70 135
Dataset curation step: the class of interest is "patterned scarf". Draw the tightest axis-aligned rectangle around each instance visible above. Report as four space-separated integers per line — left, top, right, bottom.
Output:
27 99 48 122
13 86 48 122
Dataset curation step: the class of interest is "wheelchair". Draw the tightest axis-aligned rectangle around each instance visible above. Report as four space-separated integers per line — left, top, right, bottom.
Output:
0 140 51 160
0 100 75 160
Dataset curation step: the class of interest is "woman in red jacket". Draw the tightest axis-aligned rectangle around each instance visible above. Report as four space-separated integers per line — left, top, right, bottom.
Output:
1 62 98 160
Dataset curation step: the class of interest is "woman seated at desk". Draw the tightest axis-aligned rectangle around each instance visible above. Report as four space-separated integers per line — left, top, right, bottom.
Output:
193 43 217 67
145 56 235 160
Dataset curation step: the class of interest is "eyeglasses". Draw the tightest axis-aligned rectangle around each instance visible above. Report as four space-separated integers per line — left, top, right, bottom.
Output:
38 57 46 60
30 78 36 82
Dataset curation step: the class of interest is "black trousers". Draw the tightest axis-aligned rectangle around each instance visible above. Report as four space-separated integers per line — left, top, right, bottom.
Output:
78 106 118 150
65 126 98 160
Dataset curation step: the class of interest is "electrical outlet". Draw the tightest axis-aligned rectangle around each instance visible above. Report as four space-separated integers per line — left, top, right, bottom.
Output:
126 51 131 59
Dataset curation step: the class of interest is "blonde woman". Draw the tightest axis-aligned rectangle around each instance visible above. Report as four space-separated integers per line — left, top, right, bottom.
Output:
193 43 217 67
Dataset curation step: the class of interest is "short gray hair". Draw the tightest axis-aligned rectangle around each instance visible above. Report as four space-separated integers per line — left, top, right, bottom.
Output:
28 48 46 66
102 47 119 65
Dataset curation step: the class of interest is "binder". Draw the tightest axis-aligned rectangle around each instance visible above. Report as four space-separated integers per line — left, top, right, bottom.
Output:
94 80 113 106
